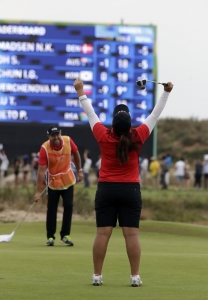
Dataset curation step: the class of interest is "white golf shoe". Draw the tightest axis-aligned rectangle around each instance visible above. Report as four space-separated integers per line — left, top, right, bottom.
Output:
92 274 103 286
130 275 143 287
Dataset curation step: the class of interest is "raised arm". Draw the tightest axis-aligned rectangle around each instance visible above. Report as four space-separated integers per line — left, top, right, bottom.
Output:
143 82 173 133
74 78 100 129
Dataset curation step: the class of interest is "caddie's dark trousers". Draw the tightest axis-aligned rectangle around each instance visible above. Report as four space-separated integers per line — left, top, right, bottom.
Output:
47 186 74 239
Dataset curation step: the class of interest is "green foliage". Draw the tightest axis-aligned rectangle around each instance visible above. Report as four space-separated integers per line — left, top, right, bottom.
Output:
141 189 208 223
1 184 208 224
0 185 46 211
0 184 96 217
0 185 35 205
0 186 14 203
157 118 208 161
73 187 94 218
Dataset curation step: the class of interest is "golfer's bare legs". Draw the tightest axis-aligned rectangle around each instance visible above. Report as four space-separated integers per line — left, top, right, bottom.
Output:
122 227 141 275
93 226 113 274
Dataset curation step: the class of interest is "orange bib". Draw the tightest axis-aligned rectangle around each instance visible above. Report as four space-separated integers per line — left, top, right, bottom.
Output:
43 136 76 190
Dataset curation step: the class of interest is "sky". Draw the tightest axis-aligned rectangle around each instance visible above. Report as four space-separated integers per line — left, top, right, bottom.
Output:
1 0 208 120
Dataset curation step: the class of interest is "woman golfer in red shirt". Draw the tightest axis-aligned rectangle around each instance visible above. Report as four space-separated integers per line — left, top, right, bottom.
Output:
74 78 173 287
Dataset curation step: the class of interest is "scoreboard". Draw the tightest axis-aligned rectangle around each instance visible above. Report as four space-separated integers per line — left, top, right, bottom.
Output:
0 21 157 126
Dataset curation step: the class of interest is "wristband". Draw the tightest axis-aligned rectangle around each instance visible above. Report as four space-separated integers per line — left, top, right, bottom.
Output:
77 169 83 172
79 95 87 101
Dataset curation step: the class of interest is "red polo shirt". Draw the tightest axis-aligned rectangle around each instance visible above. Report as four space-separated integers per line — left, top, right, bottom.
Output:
92 123 149 182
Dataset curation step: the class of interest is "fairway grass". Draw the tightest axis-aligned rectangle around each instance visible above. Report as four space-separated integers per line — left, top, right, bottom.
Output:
0 220 208 300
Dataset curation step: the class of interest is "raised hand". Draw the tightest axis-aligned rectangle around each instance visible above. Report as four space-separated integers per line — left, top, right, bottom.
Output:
164 82 173 93
74 78 85 97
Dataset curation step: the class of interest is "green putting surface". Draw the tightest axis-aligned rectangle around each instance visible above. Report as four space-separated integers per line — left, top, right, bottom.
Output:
0 220 208 300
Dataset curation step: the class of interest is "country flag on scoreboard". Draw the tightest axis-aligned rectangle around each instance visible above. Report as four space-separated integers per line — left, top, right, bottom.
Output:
83 84 92 95
81 43 93 54
80 71 93 81
80 57 93 66
79 111 89 121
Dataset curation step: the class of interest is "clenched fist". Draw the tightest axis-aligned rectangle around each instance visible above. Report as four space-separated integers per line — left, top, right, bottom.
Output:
164 82 174 93
74 78 85 97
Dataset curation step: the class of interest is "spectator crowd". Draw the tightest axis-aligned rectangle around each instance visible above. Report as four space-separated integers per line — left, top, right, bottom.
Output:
1 146 208 191
139 154 208 190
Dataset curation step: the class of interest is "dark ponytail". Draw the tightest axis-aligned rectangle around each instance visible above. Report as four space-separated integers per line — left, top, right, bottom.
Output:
107 127 142 164
116 134 131 164
114 129 142 164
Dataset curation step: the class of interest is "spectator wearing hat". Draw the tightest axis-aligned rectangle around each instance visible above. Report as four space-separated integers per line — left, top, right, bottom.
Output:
74 78 173 287
33 125 83 246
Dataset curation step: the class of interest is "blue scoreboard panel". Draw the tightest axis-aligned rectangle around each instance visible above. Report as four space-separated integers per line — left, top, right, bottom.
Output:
0 22 156 126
